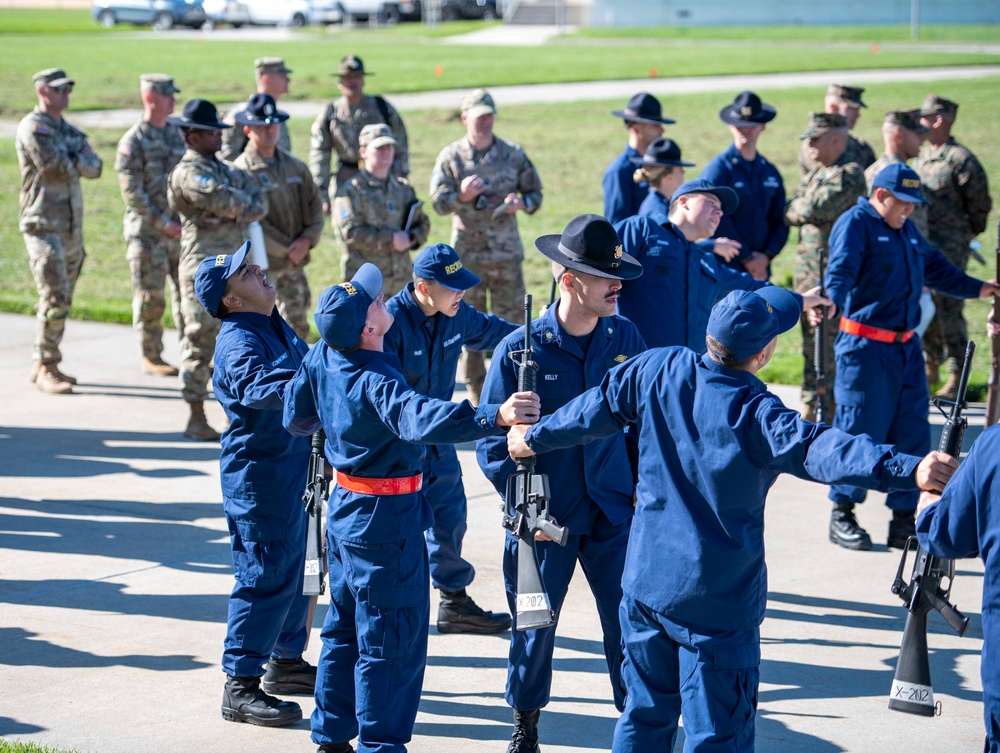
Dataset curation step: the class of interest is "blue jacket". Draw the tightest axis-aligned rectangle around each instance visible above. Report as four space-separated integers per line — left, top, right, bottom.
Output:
700 144 789 262
213 309 310 541
637 189 670 225
603 145 645 225
524 348 923 631
826 196 983 338
384 283 517 401
477 304 645 533
283 345 502 542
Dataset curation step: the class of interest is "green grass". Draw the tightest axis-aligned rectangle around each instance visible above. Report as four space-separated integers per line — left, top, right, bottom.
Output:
575 24 1000 43
0 740 81 753
0 9 119 34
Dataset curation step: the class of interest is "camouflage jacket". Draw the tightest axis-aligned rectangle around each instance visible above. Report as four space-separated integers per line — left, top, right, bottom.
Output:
233 145 325 258
115 119 185 240
16 108 103 235
430 135 543 263
309 95 409 201
798 133 875 177
866 153 929 238
218 99 291 163
167 148 268 270
913 136 992 243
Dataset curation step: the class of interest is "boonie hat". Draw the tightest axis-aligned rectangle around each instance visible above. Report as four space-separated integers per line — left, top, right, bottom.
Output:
337 55 369 76
629 137 694 168
884 109 929 134
413 244 480 291
872 163 927 204
33 68 74 88
671 179 739 215
827 84 867 109
195 241 250 318
919 94 958 117
706 287 801 362
167 98 230 130
611 92 675 125
255 57 292 75
535 214 642 281
140 73 180 95
719 90 776 127
234 93 289 126
359 123 396 150
800 112 848 140
314 264 383 349
461 88 496 120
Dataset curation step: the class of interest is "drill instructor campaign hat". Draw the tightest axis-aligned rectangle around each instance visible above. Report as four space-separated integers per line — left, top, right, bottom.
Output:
535 214 642 281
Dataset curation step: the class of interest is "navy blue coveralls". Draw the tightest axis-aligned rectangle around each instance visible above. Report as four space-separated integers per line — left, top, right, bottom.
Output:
283 344 503 752
477 304 645 713
522 347 923 752
213 309 311 679
825 196 982 510
384 282 516 592
603 145 645 225
636 189 669 225
917 425 1000 752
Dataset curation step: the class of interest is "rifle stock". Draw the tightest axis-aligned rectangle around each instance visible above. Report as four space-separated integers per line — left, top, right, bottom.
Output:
986 221 1000 427
303 430 328 597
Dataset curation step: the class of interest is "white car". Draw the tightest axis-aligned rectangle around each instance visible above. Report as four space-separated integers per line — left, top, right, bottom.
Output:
240 0 313 26
337 0 418 25
200 0 251 26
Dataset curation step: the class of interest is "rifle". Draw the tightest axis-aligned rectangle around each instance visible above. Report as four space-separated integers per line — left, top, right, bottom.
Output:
303 430 328 597
985 222 1000 427
502 294 569 630
888 341 974 716
814 246 827 424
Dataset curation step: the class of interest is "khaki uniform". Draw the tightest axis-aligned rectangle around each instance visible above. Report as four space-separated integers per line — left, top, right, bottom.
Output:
168 149 267 404
866 154 929 237
218 99 291 162
233 144 325 340
16 108 102 366
309 95 408 204
798 134 875 176
333 170 430 297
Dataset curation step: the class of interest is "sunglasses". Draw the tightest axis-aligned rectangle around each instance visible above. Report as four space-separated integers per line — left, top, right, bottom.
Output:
49 84 74 94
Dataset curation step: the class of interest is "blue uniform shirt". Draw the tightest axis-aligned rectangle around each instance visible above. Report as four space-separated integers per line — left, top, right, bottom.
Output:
477 304 645 533
700 144 789 262
603 145 645 225
524 348 922 631
214 310 311 541
637 189 670 225
384 283 518 400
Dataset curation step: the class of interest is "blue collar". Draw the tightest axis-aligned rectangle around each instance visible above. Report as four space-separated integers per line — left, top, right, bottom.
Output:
700 351 767 391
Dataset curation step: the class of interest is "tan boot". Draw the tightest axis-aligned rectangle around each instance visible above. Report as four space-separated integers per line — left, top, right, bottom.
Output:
35 364 74 395
143 356 179 377
925 359 940 388
30 361 77 385
935 371 961 401
184 401 221 441
801 404 817 423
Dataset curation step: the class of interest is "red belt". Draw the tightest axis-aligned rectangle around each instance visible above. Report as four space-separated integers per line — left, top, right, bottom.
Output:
335 470 423 495
839 317 914 344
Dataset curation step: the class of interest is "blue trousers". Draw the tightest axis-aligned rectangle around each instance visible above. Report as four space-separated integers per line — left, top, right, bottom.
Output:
830 337 930 510
222 511 310 677
613 597 759 753
311 532 430 753
502 506 629 712
984 610 999 752
423 445 475 592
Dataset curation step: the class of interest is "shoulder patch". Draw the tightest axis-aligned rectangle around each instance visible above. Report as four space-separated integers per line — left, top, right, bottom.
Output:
32 122 50 136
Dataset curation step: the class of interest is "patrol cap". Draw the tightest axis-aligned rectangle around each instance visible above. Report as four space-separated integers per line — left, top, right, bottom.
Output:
799 111 848 140
359 123 396 150
234 93 289 126
671 179 739 215
461 88 496 120
920 94 958 117
413 243 480 291
611 92 675 125
872 163 927 204
195 241 250 318
706 287 801 362
140 73 180 95
33 68 74 88
719 90 776 127
884 108 929 134
337 54 369 76
255 57 292 76
314 264 383 349
167 98 230 130
535 214 642 281
628 137 694 168
827 83 867 109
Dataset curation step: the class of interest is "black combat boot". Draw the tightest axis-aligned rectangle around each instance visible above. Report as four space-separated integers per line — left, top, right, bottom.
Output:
506 708 541 753
437 588 512 634
262 655 318 695
317 743 354 753
221 674 302 727
887 509 917 549
829 503 872 550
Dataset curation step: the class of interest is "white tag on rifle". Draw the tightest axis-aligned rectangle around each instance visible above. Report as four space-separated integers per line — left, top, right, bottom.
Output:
516 592 550 612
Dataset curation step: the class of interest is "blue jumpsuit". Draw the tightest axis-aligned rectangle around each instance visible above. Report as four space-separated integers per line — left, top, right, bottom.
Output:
477 304 645 712
603 145 645 225
213 309 311 678
636 189 669 225
522 347 925 753
384 283 517 591
917 425 1000 752
825 196 983 510
283 344 504 753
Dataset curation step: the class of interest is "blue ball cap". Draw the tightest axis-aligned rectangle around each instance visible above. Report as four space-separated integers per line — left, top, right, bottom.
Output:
412 243 481 291
671 179 739 215
706 286 801 362
194 241 250 318
314 263 383 349
872 162 927 204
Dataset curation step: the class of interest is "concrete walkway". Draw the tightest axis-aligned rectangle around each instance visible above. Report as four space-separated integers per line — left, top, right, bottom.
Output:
0 311 988 752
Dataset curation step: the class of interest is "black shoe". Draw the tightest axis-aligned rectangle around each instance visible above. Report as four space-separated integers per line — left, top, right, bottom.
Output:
887 511 917 549
437 588 512 634
221 675 302 727
317 744 354 753
829 504 872 551
262 656 317 695
506 708 541 753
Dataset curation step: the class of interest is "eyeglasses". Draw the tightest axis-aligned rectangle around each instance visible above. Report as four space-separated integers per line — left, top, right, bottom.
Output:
49 84 74 94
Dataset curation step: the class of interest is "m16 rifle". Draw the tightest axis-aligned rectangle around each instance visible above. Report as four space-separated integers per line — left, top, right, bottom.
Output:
303 430 328 597
985 221 1000 427
814 246 828 424
502 294 568 630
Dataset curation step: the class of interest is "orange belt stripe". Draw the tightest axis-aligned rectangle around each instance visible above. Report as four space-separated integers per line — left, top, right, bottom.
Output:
335 470 423 496
839 317 915 344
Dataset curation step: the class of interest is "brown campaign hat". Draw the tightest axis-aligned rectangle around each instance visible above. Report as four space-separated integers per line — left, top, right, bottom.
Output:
337 54 369 76
885 108 929 134
800 111 848 139
919 94 958 117
827 83 867 109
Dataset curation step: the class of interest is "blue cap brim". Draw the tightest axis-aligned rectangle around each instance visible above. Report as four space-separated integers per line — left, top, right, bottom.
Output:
437 267 481 291
351 263 383 299
755 285 801 336
228 241 250 278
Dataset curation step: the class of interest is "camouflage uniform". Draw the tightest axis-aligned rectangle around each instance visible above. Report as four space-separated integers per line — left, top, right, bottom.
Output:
219 101 290 163
16 101 102 367
168 148 267 404
233 144 325 340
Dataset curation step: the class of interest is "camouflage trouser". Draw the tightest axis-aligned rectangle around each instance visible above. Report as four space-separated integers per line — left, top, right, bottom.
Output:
24 230 85 366
267 254 312 341
178 270 220 405
127 236 183 360
923 239 970 374
460 257 526 405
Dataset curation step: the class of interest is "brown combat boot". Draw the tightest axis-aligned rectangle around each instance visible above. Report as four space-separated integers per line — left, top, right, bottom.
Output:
184 401 221 441
935 371 961 401
30 361 77 385
143 356 179 377
925 359 940 389
35 364 74 395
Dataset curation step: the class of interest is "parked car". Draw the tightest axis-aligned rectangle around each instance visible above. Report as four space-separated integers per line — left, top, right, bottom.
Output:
336 0 419 25
240 0 313 26
201 0 251 27
92 0 208 30
310 0 345 24
439 0 496 20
